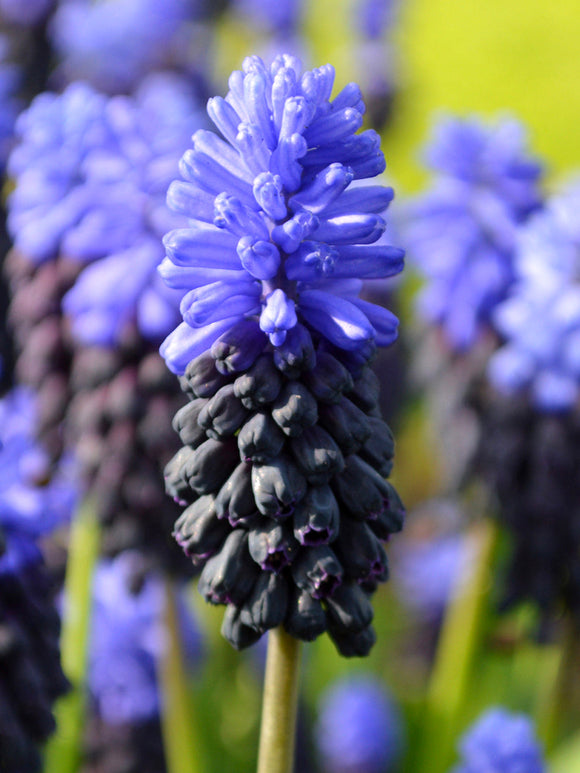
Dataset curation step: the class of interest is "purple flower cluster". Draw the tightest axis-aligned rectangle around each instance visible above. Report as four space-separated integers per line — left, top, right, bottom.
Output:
452 708 546 773
160 55 405 656
488 181 580 412
48 0 198 94
315 674 403 773
160 54 403 374
87 552 203 725
405 115 543 351
8 74 205 347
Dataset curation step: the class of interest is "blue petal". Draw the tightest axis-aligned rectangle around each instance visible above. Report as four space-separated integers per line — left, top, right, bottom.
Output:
304 107 363 146
349 298 399 346
163 226 240 268
321 185 394 216
158 257 249 290
167 180 216 223
311 214 386 244
260 289 298 345
213 192 269 240
160 319 237 375
289 163 353 214
180 148 256 208
271 211 318 253
253 172 287 220
237 235 281 279
299 290 374 350
180 280 260 327
207 96 243 146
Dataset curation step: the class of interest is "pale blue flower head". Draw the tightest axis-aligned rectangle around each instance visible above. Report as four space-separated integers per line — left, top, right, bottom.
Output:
452 708 546 773
159 54 404 375
316 673 404 773
405 115 543 351
87 552 203 724
49 0 198 94
488 182 580 412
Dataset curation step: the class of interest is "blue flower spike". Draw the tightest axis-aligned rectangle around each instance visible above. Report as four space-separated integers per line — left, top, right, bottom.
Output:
160 55 405 657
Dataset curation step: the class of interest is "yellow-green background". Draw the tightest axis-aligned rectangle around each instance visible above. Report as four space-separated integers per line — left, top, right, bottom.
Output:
216 0 580 191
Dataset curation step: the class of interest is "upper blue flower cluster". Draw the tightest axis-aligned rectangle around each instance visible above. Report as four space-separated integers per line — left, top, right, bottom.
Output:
49 0 197 94
452 708 546 773
159 54 404 375
404 115 543 352
8 74 205 346
87 552 203 724
315 674 403 773
0 387 76 575
488 182 580 412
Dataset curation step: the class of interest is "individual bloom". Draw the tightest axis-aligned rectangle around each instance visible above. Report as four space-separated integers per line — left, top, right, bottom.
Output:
452 708 546 773
48 0 198 95
315 674 403 773
62 72 204 347
160 54 403 374
86 552 203 725
160 55 405 656
488 182 580 412
404 115 544 351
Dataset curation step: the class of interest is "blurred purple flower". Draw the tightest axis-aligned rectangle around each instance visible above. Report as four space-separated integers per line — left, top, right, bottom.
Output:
0 0 54 26
404 115 544 351
49 0 200 94
87 552 203 725
488 181 580 412
315 673 404 773
452 708 546 773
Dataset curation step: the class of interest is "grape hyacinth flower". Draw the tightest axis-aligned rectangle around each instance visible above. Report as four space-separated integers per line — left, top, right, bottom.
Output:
6 76 205 574
315 674 403 773
489 182 580 412
161 54 405 656
470 183 580 622
405 115 544 352
451 708 546 773
0 388 76 772
48 0 199 95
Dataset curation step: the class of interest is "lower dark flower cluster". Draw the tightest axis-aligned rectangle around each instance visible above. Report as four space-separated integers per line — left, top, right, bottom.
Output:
65 329 192 578
472 389 580 625
165 323 405 656
0 538 69 773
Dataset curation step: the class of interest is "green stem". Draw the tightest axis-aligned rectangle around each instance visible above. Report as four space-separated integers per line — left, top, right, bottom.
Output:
159 579 204 773
44 496 101 773
414 519 498 773
537 619 580 753
257 627 302 773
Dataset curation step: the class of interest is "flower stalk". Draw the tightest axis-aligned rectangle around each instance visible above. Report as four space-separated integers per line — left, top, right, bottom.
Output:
257 627 302 773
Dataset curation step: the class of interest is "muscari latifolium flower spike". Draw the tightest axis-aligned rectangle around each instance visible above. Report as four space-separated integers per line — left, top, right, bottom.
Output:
472 181 580 622
160 54 405 656
451 707 546 773
0 387 77 773
6 74 206 575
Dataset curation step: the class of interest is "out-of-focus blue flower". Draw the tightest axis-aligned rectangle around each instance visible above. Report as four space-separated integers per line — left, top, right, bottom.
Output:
404 115 544 352
87 552 203 725
355 0 398 40
315 673 404 773
159 54 404 375
488 182 580 412
0 387 77 575
0 0 54 26
394 531 474 620
8 74 205 346
49 0 199 94
62 72 205 346
7 82 112 263
452 708 546 773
